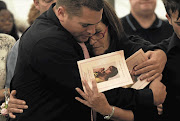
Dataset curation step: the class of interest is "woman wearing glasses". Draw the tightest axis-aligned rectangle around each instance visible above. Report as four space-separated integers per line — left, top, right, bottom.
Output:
76 1 167 121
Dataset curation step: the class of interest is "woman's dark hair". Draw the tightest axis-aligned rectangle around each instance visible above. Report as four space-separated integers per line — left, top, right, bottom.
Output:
101 1 126 54
0 1 7 10
87 1 127 56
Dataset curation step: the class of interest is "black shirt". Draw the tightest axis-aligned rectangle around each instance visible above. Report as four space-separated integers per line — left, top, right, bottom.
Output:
159 33 180 121
121 13 174 44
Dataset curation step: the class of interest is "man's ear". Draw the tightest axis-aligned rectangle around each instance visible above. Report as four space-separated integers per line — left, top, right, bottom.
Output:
34 0 40 11
166 13 172 25
57 6 66 22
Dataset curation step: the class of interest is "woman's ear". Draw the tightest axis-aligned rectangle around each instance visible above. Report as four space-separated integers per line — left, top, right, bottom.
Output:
166 13 172 25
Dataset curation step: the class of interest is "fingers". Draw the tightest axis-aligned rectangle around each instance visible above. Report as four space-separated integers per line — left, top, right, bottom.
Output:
9 112 16 119
152 74 162 82
134 63 157 76
134 59 153 73
92 80 98 95
139 71 160 82
157 104 163 115
11 90 17 97
75 88 88 101
83 81 93 97
8 90 28 116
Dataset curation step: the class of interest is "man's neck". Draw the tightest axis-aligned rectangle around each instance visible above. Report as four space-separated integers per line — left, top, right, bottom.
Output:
131 11 156 29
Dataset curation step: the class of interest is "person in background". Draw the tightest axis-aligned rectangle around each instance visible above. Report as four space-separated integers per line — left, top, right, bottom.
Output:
0 1 7 10
27 4 40 25
156 0 180 120
5 0 56 89
0 9 19 40
7 1 167 121
0 34 16 101
121 0 174 44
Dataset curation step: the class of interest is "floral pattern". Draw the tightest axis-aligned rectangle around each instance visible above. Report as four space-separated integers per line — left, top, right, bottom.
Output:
0 33 16 89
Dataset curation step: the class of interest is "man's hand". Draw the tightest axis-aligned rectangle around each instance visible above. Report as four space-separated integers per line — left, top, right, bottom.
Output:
149 75 167 106
8 90 28 118
133 49 167 82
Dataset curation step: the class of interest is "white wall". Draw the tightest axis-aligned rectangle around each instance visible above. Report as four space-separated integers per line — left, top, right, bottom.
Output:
115 0 167 20
1 0 167 26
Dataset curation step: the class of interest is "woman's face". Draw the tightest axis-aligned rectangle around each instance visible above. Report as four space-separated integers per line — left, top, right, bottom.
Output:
0 10 13 34
89 22 110 55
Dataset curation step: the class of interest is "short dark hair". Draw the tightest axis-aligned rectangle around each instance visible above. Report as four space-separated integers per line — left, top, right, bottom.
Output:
56 0 104 16
105 66 118 81
162 0 180 20
0 1 7 10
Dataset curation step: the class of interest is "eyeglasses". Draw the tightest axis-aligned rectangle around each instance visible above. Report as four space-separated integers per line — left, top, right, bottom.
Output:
90 26 108 41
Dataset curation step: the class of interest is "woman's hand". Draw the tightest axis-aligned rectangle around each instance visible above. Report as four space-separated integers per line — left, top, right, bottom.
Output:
8 90 28 118
133 49 167 82
75 80 112 116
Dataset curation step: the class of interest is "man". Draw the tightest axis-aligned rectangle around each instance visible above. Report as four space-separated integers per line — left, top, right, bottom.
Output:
8 0 103 121
157 0 180 120
121 0 174 44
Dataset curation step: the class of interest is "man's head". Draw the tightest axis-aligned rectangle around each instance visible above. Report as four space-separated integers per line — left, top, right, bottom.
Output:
163 0 180 38
34 0 56 14
54 0 104 43
129 0 157 16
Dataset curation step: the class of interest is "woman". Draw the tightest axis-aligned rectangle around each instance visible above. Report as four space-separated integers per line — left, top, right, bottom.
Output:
0 33 15 101
76 1 166 121
7 1 166 121
0 9 19 40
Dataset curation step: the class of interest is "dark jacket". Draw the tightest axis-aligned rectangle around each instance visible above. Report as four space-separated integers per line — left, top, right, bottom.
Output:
121 13 174 44
159 33 180 121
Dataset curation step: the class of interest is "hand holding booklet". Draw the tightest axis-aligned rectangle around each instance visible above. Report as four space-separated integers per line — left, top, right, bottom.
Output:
77 49 149 92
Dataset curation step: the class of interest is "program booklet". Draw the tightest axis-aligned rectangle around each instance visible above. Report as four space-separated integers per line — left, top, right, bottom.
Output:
124 49 150 90
77 49 149 92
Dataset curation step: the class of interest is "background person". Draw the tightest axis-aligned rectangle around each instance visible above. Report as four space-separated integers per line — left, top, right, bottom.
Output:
5 0 56 89
0 34 16 101
121 0 173 44
156 0 180 120
0 9 19 40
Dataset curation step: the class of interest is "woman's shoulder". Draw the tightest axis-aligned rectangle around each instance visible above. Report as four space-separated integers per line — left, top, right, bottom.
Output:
0 34 16 51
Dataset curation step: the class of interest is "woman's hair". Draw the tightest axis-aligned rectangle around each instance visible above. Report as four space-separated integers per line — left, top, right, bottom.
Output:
163 0 180 20
28 4 40 25
56 0 104 17
0 1 7 10
87 1 127 56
